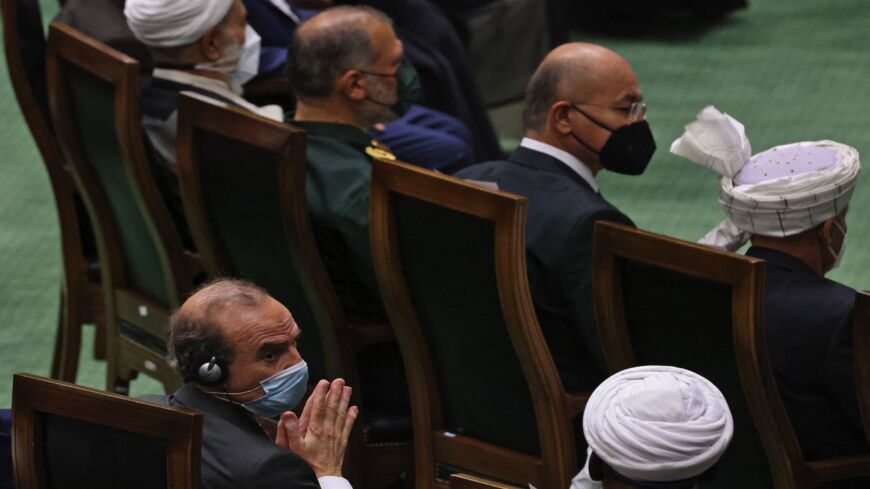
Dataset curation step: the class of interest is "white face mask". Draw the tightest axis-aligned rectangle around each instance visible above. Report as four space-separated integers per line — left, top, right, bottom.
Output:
827 221 847 270
233 24 261 87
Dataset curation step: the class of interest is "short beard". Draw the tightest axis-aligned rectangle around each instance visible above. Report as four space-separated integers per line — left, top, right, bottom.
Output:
359 76 399 128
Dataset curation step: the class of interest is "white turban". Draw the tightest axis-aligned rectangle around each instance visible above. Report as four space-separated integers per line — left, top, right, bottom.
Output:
125 0 235 48
573 366 733 488
671 105 861 251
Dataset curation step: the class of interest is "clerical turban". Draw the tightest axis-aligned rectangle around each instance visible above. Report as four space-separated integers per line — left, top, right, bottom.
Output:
582 366 733 484
670 105 860 251
125 0 235 48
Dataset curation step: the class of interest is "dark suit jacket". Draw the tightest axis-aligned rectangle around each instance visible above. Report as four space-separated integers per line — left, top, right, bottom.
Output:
152 385 320 489
455 146 634 392
747 246 869 461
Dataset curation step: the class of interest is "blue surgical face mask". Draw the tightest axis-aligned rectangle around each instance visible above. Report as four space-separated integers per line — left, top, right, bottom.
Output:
231 361 309 418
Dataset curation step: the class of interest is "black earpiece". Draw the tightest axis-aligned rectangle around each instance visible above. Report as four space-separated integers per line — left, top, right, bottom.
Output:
192 352 228 386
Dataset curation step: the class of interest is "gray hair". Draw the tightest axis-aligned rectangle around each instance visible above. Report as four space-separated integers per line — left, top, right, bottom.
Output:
168 278 269 383
521 62 567 132
287 6 393 99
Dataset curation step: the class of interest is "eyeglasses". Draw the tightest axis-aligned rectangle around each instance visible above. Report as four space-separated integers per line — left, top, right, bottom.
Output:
573 101 648 122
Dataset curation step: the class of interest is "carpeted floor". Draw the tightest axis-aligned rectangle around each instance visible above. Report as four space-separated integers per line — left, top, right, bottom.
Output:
0 0 868 406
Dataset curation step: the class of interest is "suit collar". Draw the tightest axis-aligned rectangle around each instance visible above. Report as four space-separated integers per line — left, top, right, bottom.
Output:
509 144 598 194
171 384 266 436
746 246 817 275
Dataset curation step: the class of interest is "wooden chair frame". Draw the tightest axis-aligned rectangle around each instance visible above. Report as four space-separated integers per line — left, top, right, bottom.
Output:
12 373 201 488
449 473 523 489
2 0 106 382
370 159 577 489
46 22 198 392
592 220 870 489
853 291 870 445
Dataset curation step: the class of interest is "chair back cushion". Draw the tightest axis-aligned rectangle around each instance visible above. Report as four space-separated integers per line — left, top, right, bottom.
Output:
393 193 539 455
193 129 329 378
44 415 168 488
65 64 168 304
619 261 771 488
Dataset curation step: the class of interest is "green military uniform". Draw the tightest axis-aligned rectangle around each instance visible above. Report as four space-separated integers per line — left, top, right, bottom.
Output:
291 120 394 320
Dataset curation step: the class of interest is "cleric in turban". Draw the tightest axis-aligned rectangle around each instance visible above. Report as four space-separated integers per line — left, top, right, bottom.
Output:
671 107 869 468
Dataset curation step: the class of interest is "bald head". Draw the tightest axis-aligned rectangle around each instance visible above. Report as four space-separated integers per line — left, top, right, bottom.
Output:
168 279 269 383
288 6 393 99
521 43 639 132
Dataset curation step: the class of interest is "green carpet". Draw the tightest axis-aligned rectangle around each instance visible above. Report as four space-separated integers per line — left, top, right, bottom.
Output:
0 0 868 406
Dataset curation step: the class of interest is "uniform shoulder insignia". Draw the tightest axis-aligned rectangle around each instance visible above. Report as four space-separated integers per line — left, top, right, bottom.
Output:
365 145 396 161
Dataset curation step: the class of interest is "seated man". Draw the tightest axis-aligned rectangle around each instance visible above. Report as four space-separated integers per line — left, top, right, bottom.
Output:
124 0 281 247
672 106 869 462
572 366 733 488
244 0 477 171
455 43 657 393
287 5 436 317
160 278 357 488
125 0 283 169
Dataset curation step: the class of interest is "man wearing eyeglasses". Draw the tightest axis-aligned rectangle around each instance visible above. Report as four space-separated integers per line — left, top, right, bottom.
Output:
455 43 656 396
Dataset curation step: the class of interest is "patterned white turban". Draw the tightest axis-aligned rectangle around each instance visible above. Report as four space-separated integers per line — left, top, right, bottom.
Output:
572 366 733 488
670 105 860 251
125 0 235 48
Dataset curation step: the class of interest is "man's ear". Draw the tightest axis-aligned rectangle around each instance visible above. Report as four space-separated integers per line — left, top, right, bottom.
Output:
549 101 574 136
199 27 223 62
338 69 367 101
819 218 837 248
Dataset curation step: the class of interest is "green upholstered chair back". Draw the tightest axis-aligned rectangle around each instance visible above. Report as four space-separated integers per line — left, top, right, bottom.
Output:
393 194 538 454
370 159 575 489
46 22 186 307
67 66 166 303
12 373 201 489
176 92 341 381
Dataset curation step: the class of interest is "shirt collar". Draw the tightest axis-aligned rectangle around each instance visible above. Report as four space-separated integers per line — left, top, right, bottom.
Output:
153 68 283 121
520 137 598 193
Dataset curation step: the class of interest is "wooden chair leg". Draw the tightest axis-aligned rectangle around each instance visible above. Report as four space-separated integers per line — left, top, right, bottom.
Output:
50 289 65 379
53 283 84 383
87 283 107 360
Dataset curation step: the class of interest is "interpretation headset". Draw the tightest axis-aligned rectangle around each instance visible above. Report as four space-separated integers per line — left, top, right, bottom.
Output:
191 350 229 386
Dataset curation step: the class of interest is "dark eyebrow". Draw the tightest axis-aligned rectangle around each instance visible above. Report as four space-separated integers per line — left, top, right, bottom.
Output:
256 340 291 357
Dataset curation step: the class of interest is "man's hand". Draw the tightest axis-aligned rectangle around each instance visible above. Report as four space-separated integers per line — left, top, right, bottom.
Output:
276 379 358 478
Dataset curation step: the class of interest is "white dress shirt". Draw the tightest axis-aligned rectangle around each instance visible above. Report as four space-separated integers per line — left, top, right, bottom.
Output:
318 475 353 489
519 137 599 193
153 68 284 121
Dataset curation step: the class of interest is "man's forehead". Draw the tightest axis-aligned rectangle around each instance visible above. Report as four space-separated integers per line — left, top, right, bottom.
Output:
369 20 401 58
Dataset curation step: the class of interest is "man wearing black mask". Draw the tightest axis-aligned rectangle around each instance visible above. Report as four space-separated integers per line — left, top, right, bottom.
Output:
455 43 656 395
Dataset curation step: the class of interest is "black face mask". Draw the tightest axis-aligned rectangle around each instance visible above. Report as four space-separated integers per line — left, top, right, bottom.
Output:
569 105 657 175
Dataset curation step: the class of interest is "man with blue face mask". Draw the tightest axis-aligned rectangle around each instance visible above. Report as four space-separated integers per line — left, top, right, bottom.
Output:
162 278 358 489
672 107 868 468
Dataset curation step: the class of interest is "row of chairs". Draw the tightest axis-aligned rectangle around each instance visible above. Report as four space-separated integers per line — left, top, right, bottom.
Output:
11 373 517 488
5 3 870 488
